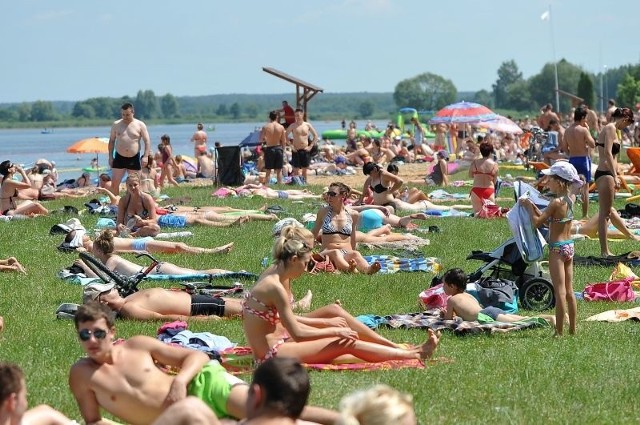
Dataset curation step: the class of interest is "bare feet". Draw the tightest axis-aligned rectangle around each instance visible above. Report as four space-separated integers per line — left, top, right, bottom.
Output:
367 261 381 275
7 258 26 274
347 260 358 273
212 242 234 254
294 290 313 311
418 329 440 360
233 216 250 226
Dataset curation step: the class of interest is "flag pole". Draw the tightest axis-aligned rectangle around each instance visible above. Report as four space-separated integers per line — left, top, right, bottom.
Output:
548 4 560 113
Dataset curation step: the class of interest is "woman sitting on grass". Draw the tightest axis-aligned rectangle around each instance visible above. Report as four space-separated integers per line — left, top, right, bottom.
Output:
312 182 380 274
242 226 440 364
0 160 48 217
75 230 235 278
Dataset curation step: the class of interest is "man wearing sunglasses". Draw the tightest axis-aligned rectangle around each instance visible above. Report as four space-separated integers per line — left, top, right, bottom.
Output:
82 282 242 320
69 302 337 424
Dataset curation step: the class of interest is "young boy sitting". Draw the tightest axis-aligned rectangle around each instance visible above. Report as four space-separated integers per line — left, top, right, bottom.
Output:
441 268 555 325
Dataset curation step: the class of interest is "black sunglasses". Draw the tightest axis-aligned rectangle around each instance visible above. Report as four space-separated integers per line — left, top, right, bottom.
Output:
326 191 339 197
78 328 108 341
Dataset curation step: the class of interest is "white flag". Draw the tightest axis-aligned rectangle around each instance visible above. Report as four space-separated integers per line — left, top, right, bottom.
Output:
540 10 550 20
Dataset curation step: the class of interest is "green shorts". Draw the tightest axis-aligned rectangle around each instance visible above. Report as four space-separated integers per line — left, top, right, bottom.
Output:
187 360 244 418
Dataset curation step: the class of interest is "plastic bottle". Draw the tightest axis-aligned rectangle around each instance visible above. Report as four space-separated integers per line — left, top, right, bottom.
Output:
401 187 409 202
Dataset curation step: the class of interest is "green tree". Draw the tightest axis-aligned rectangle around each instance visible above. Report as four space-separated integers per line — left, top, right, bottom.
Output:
472 89 494 108
160 94 179 118
505 81 535 111
358 100 374 118
245 103 258 119
216 103 228 116
616 73 640 108
229 102 241 119
492 60 523 109
393 72 456 111
134 90 158 119
17 103 31 121
31 101 57 121
528 59 583 113
0 108 17 121
577 72 595 108
72 102 96 119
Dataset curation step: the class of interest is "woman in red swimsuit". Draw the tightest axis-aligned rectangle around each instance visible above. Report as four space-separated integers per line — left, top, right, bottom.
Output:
469 141 499 215
241 225 440 365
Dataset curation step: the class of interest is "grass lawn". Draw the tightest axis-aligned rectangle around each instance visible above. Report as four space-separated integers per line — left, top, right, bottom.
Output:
2 169 640 424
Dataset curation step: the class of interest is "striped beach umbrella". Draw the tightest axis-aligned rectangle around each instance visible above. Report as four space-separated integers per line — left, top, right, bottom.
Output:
428 101 498 125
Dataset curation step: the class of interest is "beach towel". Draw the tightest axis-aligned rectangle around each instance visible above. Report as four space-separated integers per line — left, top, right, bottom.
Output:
428 189 469 200
59 268 258 285
424 209 472 217
378 310 548 336
507 194 546 263
585 307 640 322
219 346 428 374
574 252 640 267
364 255 441 274
358 237 430 253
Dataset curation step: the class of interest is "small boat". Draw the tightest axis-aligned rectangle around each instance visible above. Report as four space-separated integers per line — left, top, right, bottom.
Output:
41 128 54 134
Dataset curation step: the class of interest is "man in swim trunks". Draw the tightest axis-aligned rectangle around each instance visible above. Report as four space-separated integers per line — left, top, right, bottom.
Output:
82 281 242 319
286 108 318 185
108 102 151 196
441 268 555 325
565 105 596 218
260 110 287 185
69 302 337 424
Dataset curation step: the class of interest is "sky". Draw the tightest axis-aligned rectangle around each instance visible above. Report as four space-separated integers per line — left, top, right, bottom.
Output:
1 0 637 103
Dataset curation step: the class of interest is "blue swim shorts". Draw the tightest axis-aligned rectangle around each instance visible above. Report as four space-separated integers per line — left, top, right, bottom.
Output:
157 214 187 228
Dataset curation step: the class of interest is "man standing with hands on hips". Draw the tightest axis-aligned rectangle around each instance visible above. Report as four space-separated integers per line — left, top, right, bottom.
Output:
108 102 151 196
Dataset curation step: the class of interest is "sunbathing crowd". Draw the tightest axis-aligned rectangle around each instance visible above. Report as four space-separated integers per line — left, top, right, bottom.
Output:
3 101 640 424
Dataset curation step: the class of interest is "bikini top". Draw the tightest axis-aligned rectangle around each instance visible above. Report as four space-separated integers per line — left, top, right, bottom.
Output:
595 141 621 156
0 188 18 210
370 180 388 194
123 194 150 221
322 207 353 236
472 162 495 177
242 293 279 326
547 196 574 224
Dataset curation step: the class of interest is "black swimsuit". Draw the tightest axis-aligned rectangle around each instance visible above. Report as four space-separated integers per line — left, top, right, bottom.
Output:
1 188 17 215
594 141 621 181
370 181 388 194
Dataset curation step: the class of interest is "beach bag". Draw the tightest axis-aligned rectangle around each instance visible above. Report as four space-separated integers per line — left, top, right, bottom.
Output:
583 278 636 302
476 200 507 219
418 283 450 310
307 253 336 274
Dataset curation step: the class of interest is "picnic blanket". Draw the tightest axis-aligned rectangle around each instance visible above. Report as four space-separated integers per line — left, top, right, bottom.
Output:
585 307 640 322
358 310 548 336
359 237 430 252
574 252 640 267
364 255 441 274
219 346 429 373
59 269 258 285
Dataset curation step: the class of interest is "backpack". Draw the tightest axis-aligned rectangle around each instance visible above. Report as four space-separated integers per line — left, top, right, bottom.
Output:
474 277 519 313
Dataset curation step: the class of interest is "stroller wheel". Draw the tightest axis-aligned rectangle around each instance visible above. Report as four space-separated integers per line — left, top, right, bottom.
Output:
519 278 554 311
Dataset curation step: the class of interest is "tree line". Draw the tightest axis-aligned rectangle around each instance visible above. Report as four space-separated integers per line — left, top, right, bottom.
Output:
0 58 638 125
394 59 640 114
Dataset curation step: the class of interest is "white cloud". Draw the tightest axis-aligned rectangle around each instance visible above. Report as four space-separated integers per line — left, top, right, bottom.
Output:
32 10 74 22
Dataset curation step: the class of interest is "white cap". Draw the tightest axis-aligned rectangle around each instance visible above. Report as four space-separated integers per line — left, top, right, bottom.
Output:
83 282 115 303
540 161 582 185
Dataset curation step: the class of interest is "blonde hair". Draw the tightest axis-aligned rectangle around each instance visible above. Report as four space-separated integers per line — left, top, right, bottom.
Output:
272 225 312 263
336 385 416 425
94 230 115 255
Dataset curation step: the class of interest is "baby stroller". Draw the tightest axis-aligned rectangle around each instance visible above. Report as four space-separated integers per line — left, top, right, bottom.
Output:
466 239 554 311
466 181 555 311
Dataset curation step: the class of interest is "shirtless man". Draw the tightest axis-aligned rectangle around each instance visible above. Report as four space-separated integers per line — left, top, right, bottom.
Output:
565 105 596 217
286 108 318 184
191 122 208 157
537 103 560 130
69 302 337 424
585 104 600 140
260 111 287 185
0 362 72 425
606 99 617 123
433 123 447 149
82 281 242 320
195 151 215 178
108 103 151 196
441 268 555 325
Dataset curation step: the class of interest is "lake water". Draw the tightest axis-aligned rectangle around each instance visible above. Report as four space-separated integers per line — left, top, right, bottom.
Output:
0 119 390 182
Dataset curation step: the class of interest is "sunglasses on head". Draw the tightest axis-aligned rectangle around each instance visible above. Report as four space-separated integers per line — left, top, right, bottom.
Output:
78 328 108 341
